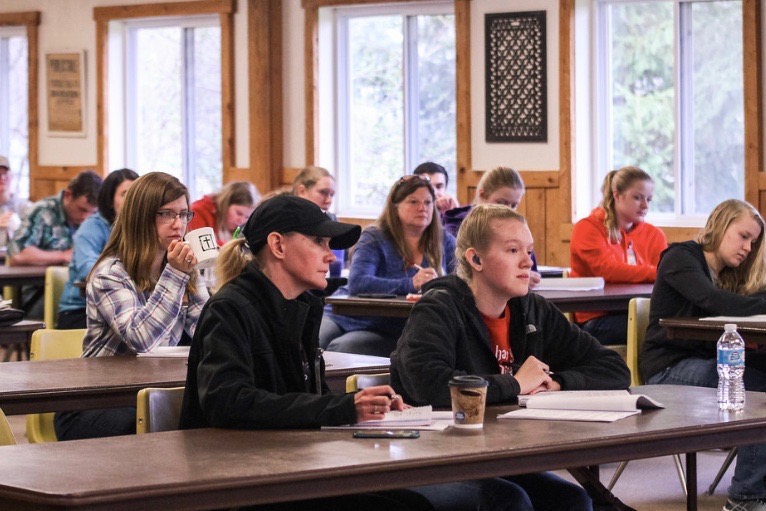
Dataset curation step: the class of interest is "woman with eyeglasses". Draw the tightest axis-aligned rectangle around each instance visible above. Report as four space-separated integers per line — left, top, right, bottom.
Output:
54 172 209 441
319 174 456 356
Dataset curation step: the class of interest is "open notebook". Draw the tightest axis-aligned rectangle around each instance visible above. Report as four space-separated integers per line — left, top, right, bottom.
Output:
323 406 454 431
501 390 664 423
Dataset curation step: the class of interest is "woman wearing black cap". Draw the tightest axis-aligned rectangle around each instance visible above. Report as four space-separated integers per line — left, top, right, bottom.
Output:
179 194 435 510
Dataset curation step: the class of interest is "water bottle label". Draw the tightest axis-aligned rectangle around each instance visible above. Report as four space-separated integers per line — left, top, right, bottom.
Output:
717 348 745 366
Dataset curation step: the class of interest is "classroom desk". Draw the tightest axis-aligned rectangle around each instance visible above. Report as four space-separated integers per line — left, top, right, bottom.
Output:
326 283 654 318
0 264 47 287
0 352 389 415
661 317 766 344
0 319 44 362
0 385 762 511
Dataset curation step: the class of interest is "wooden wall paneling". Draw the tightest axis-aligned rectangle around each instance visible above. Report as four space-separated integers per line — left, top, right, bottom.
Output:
303 5 319 166
268 0 284 190
743 0 763 210
220 9 236 180
455 0 472 205
94 18 108 176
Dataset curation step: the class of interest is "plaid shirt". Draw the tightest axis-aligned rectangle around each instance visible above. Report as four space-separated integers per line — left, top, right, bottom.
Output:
8 192 74 255
83 256 209 357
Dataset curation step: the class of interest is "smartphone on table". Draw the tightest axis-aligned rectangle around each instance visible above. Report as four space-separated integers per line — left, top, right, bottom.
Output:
353 430 420 439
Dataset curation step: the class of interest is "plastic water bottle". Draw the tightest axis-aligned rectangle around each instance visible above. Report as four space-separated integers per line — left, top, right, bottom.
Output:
717 323 745 411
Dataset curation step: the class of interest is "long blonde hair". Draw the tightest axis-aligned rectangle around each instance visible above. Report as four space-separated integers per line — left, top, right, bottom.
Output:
455 204 526 282
213 181 260 236
600 166 653 244
379 176 444 272
90 172 197 293
698 199 766 294
213 237 255 292
474 166 525 205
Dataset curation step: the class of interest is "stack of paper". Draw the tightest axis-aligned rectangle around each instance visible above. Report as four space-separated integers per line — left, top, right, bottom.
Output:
323 406 454 431
136 346 190 358
700 315 766 323
501 390 664 423
534 277 605 291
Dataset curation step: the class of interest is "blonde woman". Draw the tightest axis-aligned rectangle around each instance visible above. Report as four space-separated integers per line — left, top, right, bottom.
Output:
642 199 766 511
320 175 456 356
188 181 260 245
293 166 336 216
54 172 209 440
444 166 541 287
570 166 667 344
392 204 629 511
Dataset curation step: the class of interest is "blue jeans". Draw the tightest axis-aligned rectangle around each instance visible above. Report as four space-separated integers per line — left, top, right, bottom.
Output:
54 407 136 440
416 473 592 511
319 316 398 357
580 313 628 345
647 357 766 500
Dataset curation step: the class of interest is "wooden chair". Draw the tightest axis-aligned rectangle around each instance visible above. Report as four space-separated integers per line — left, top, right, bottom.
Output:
0 408 17 446
345 373 391 393
43 266 69 328
26 328 86 443
136 387 186 434
607 298 688 495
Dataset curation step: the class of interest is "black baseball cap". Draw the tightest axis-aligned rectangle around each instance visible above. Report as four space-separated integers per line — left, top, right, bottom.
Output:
243 195 361 254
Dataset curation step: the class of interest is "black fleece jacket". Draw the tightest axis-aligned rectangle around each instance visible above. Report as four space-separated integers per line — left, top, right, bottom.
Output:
391 275 631 407
179 263 356 430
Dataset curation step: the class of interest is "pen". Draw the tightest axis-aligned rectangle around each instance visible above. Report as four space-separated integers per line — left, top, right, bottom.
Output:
511 364 554 376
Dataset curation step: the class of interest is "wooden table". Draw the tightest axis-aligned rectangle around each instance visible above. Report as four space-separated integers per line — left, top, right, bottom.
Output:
326 283 654 318
0 319 44 362
0 352 389 415
0 385 762 511
0 265 47 309
661 317 766 344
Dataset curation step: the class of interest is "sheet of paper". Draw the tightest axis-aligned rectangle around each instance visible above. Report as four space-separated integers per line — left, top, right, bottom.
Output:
498 408 640 422
700 315 766 323
523 392 663 412
534 277 605 291
359 405 433 426
518 390 629 407
323 420 452 432
136 346 190 358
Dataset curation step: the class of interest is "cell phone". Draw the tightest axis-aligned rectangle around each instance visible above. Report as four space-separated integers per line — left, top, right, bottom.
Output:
357 293 398 299
352 430 420 439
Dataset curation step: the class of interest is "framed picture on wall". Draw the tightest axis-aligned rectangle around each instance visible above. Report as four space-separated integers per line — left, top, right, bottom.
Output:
485 11 547 143
46 51 86 137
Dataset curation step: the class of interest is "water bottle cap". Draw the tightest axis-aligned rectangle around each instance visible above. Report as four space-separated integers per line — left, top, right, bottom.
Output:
724 323 737 332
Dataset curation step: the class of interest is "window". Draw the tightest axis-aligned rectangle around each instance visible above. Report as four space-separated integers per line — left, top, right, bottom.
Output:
113 16 221 199
595 0 743 222
330 3 456 218
0 27 28 199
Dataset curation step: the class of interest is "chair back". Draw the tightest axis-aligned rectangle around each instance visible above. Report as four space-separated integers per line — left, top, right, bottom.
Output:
136 387 186 434
26 328 86 443
626 297 651 387
0 408 17 446
345 373 391 393
43 266 69 328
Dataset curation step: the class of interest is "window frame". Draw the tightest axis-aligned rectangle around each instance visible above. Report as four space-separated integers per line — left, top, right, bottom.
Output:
0 26 28 195
592 0 746 226
331 1 456 218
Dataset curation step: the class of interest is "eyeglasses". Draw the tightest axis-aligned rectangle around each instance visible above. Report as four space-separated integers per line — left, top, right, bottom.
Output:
156 210 195 224
394 174 430 189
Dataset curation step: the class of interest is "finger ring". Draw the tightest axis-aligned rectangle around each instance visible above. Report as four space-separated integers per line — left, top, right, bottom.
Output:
372 406 377 414
186 257 192 263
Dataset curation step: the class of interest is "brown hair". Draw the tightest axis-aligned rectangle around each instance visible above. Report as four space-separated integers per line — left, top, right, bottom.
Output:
379 176 444 272
600 166 653 244
90 172 197 293
697 199 766 294
455 204 526 282
475 166 525 205
213 181 260 235
292 166 334 194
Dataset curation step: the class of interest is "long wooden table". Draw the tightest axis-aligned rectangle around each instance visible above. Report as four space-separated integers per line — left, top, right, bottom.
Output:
326 283 654 318
661 317 766 344
0 319 44 362
0 265 47 309
0 385 762 511
0 351 389 415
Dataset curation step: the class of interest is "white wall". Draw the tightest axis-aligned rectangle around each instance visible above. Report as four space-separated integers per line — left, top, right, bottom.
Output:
0 0 250 169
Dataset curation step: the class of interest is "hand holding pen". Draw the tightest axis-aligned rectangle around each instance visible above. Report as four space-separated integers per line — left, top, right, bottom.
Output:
411 263 438 290
512 356 558 395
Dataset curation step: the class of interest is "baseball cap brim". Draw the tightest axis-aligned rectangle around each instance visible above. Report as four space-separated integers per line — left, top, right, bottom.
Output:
300 220 361 250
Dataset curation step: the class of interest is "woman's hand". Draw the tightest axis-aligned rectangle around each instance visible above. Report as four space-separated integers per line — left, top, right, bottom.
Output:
412 267 438 291
354 385 406 423
514 356 555 395
167 240 197 274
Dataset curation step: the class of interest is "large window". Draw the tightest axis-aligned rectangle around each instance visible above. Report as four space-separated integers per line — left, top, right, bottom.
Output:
331 3 456 217
114 16 221 198
595 0 743 221
0 27 28 199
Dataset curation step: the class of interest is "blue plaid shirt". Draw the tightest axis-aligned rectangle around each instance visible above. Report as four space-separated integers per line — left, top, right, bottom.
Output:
8 191 74 255
83 256 209 357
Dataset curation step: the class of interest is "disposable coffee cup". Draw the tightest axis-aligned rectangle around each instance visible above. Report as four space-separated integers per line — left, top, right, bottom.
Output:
183 227 219 270
448 375 488 429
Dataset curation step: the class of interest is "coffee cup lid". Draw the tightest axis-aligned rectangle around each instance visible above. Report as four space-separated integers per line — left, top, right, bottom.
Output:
448 375 488 388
